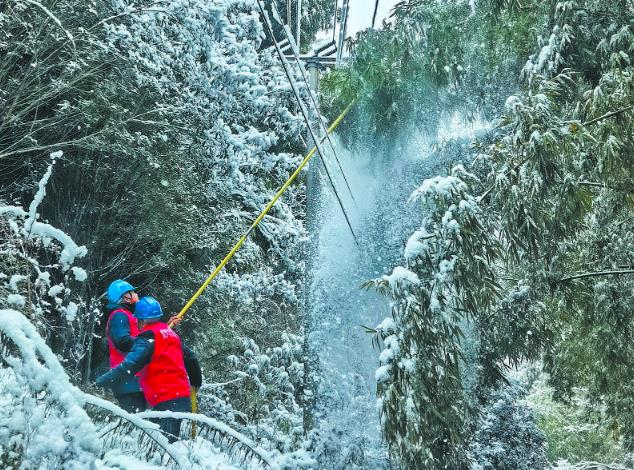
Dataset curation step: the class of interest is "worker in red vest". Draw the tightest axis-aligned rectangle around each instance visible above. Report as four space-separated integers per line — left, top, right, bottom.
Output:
105 279 146 413
97 296 202 443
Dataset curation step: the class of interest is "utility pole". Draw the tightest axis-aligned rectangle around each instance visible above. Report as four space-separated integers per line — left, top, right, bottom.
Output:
268 1 343 434
295 33 340 430
302 58 323 433
336 0 350 67
305 60 321 240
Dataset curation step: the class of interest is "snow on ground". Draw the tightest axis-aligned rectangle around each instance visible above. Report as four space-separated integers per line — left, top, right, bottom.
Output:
95 440 242 470
0 309 259 470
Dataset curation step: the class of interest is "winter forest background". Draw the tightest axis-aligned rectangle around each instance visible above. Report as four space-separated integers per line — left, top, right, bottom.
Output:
2 0 634 468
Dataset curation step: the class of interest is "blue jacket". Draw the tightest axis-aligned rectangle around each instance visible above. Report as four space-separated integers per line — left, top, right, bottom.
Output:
106 309 141 396
97 329 202 392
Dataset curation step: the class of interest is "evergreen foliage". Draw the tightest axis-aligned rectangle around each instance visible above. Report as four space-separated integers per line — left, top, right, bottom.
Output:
524 372 627 465
365 165 500 468
0 0 313 466
0 0 307 384
339 0 634 467
265 0 333 51
224 334 305 453
4 0 634 467
320 0 544 147
469 383 548 470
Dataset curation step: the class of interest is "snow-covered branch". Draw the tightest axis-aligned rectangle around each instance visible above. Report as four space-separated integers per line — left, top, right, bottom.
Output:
138 410 273 467
15 0 76 49
558 269 634 283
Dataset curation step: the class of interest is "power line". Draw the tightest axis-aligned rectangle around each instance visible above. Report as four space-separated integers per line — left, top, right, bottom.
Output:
256 0 360 246
331 0 338 42
336 0 349 68
372 0 380 28
270 1 357 206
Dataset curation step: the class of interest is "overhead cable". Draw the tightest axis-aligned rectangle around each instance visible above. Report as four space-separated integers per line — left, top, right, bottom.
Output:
256 0 360 246
372 0 380 28
168 101 356 326
336 0 349 67
270 1 357 205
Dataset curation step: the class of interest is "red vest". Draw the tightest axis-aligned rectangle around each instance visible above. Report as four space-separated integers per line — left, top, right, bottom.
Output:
138 322 190 407
107 308 139 368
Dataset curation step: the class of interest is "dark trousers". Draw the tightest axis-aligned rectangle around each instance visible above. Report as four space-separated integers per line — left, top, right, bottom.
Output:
115 391 147 413
152 397 191 443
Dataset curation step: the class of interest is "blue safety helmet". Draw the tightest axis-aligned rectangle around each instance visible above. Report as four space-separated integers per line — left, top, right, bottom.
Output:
107 279 136 304
134 296 163 320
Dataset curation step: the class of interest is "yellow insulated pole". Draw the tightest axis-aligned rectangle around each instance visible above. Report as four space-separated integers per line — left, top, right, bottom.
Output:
191 387 198 439
169 99 355 328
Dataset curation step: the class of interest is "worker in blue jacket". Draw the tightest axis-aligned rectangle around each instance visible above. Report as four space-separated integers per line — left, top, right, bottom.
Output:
105 279 146 413
97 296 202 443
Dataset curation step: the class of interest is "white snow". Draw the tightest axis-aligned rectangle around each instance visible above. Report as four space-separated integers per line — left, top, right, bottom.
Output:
71 266 88 282
505 95 522 112
409 174 468 206
0 309 99 467
0 310 274 468
442 209 461 233
382 266 420 288
48 284 65 297
0 210 88 270
24 152 59 234
379 335 400 364
376 317 397 335
7 294 26 307
137 410 274 466
404 229 430 260
35 270 51 287
375 365 391 384
95 450 165 470
64 301 79 322
398 358 416 373
0 153 87 269
435 255 458 283
430 295 441 313
9 274 27 291
30 221 88 268
6 294 26 307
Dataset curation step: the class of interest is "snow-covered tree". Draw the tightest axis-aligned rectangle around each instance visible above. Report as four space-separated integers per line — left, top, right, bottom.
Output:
0 0 320 465
0 153 92 380
224 333 305 452
469 384 548 470
343 0 634 467
365 165 501 468
101 0 309 361
1 0 311 384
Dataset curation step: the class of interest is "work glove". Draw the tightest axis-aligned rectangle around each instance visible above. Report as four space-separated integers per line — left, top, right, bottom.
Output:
168 314 182 328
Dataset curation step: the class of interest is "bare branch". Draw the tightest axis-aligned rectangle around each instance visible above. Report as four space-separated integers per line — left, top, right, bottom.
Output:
478 156 530 202
0 135 97 160
582 104 634 126
15 0 76 50
558 269 634 283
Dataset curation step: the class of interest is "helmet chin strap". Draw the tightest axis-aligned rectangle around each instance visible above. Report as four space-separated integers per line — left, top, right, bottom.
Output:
137 317 160 328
